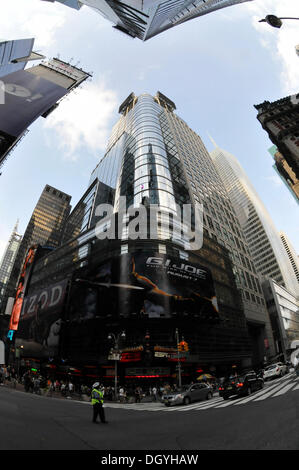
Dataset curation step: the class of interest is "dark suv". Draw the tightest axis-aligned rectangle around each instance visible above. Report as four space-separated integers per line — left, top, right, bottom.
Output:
218 371 264 400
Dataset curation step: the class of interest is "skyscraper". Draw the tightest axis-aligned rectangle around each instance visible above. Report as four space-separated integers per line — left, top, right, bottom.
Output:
210 143 299 297
0 57 90 169
0 220 22 310
86 91 275 359
41 0 253 40
8 91 277 375
0 38 44 78
268 145 299 203
1 185 71 313
279 232 299 285
254 94 299 181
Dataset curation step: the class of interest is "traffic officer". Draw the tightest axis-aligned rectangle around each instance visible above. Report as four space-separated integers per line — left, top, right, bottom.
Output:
91 382 108 424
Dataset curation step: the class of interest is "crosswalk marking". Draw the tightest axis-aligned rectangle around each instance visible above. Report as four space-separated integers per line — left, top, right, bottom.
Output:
235 378 293 404
253 378 294 401
271 382 296 397
167 397 223 412
101 373 299 413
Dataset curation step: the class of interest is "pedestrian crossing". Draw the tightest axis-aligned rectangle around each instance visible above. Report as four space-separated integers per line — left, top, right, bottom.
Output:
102 373 299 413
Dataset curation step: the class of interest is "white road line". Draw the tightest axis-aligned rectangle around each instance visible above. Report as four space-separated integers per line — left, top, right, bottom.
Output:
169 397 223 412
215 378 294 407
233 379 293 405
254 379 294 401
293 384 299 391
271 382 297 397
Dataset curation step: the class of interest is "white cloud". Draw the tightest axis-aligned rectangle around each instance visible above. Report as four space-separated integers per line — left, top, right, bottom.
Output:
43 79 119 158
245 0 299 94
265 174 283 187
0 0 70 52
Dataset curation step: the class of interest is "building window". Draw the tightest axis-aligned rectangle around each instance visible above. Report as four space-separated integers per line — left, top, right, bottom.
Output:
158 244 167 254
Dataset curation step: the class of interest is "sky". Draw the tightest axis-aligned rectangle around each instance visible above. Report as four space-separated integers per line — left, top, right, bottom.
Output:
0 0 298 263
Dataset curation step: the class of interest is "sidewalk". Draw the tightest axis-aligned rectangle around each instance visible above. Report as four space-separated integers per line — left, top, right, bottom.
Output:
1 381 163 404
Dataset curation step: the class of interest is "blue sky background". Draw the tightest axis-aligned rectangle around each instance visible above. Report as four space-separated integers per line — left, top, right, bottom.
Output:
0 0 298 260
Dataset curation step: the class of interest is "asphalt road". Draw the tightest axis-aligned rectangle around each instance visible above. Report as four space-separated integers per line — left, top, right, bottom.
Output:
0 384 298 451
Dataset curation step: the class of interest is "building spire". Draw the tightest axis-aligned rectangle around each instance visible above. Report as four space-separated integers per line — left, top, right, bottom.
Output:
13 219 19 234
207 133 218 148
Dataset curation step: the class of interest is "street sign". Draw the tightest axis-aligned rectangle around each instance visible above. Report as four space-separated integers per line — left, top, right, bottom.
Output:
154 351 170 358
108 353 120 361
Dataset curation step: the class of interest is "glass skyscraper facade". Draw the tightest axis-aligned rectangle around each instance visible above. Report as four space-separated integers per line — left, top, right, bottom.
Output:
0 221 22 310
41 0 253 41
0 38 44 78
86 92 275 356
210 144 299 297
6 91 280 383
1 185 71 314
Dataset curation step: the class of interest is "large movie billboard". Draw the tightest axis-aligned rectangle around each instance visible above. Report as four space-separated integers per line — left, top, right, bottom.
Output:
72 252 219 321
0 69 67 136
15 279 68 358
0 68 67 164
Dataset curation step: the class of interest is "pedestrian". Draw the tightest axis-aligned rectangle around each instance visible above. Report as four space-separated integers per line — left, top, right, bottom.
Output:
68 381 74 397
33 376 41 394
91 382 108 424
134 386 141 403
152 386 157 402
119 386 126 403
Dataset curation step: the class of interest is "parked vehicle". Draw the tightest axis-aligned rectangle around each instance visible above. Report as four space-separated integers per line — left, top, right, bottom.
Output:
263 363 288 381
219 371 264 400
162 383 213 406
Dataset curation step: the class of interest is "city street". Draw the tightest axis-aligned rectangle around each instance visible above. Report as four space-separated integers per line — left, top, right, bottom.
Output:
0 373 298 451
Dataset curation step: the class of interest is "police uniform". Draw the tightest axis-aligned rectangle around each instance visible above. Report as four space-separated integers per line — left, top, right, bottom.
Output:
91 382 108 423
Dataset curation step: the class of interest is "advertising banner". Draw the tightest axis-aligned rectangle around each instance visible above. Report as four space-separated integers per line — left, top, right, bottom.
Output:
66 251 219 361
0 69 67 138
15 279 68 358
82 251 219 319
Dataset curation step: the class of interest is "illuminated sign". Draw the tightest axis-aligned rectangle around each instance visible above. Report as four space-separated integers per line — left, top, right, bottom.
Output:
7 330 14 341
120 352 142 363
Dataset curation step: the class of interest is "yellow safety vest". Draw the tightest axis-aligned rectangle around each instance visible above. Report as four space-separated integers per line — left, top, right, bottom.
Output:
91 388 104 405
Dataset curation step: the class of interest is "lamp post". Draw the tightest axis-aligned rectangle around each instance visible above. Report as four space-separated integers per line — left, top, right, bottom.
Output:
175 329 182 389
107 331 126 401
259 15 299 28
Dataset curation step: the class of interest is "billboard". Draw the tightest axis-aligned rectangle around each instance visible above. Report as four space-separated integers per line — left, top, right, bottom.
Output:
73 251 219 320
0 68 67 165
8 246 38 331
65 251 219 362
15 279 68 357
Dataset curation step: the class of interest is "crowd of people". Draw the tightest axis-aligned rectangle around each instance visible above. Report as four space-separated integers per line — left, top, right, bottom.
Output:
1 364 221 402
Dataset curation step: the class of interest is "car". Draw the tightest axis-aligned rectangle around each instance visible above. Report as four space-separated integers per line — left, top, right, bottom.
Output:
162 383 213 407
218 371 264 400
263 363 288 381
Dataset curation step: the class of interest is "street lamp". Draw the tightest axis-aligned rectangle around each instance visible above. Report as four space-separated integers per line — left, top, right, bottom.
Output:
259 15 299 29
107 331 126 401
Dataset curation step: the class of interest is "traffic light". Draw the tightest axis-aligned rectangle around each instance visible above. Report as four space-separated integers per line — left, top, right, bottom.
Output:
178 341 189 352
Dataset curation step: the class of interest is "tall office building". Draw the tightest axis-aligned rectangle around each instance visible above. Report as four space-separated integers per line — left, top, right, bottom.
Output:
210 143 299 297
0 38 44 78
85 92 274 359
254 94 299 181
0 57 90 169
268 145 299 203
261 279 299 362
8 91 279 378
0 221 22 310
280 232 299 285
1 185 71 313
41 0 252 40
